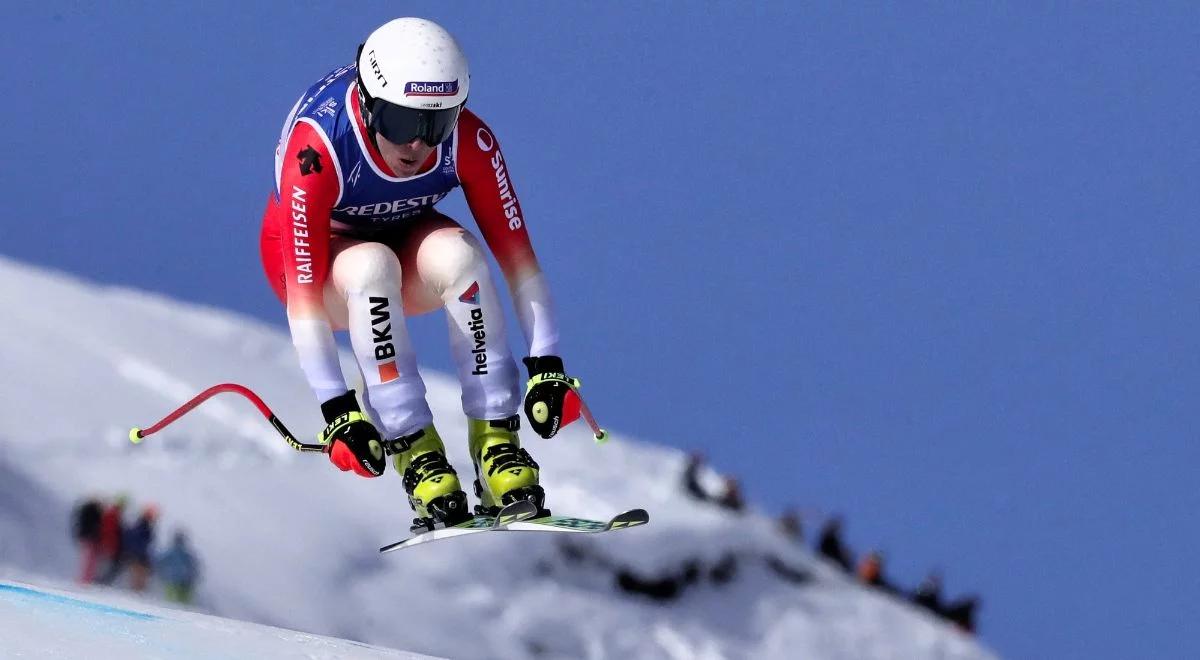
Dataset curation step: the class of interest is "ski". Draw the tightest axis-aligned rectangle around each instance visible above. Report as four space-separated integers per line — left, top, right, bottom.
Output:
378 500 540 553
378 504 649 553
505 508 649 534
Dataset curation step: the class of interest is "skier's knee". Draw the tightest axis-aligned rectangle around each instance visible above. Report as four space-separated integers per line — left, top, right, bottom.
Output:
332 241 402 294
417 228 487 292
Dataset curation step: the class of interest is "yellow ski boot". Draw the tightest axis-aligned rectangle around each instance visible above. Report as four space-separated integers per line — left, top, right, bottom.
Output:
468 415 546 516
387 425 470 530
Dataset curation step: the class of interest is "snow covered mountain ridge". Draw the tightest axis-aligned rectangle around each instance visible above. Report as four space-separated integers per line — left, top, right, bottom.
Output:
0 255 997 659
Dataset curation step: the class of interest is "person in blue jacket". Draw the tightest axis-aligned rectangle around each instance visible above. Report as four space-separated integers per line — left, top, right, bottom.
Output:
157 529 201 604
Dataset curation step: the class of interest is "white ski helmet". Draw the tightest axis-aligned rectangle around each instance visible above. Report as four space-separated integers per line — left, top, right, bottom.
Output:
356 18 470 146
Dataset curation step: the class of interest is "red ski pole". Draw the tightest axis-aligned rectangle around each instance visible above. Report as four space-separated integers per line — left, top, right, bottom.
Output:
129 383 327 453
570 384 609 445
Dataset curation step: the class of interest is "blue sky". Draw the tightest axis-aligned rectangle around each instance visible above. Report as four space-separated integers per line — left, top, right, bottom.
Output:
4 3 1198 658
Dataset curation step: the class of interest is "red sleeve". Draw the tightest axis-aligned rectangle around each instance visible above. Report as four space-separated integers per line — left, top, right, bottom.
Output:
455 110 561 357
455 109 541 284
277 120 339 318
275 120 349 402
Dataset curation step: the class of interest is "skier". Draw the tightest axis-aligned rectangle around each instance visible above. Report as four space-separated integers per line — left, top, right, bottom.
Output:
259 18 583 529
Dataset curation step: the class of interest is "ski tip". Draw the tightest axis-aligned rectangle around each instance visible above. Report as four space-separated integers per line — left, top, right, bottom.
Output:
129 427 143 444
605 508 650 531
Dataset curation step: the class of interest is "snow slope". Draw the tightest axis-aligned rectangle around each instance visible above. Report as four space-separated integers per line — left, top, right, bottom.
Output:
0 255 997 660
0 578 438 659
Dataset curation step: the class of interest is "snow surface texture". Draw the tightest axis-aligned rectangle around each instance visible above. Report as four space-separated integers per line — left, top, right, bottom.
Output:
0 256 997 660
0 578 438 659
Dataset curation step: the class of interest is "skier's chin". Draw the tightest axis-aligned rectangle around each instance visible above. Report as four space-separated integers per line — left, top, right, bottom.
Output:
375 134 433 176
391 157 420 176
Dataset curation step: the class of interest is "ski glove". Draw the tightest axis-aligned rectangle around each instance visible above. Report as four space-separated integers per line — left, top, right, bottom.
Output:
522 355 582 439
318 390 386 478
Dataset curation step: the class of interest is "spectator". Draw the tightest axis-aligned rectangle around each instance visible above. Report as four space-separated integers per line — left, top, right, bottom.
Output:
708 552 739 585
71 497 104 584
682 452 709 502
764 554 813 585
911 571 943 613
682 453 745 514
910 571 979 634
942 595 980 634
95 495 127 585
857 550 881 584
856 550 898 595
615 553 743 602
615 568 680 601
157 530 201 604
124 504 158 593
778 508 804 544
715 477 745 513
817 516 853 573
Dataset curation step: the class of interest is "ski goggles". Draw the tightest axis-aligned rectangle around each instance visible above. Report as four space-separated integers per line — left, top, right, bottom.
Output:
366 98 461 147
